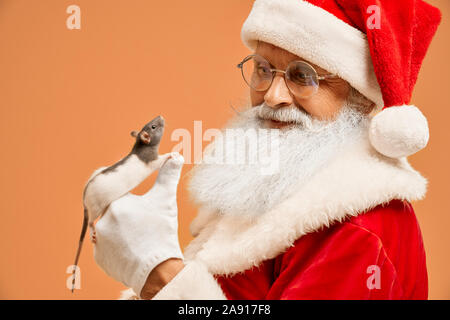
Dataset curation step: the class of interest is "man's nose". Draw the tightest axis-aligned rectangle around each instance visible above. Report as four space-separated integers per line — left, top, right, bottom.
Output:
264 74 293 108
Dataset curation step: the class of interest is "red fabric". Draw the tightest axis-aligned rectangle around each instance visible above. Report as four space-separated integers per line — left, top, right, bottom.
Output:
215 199 428 300
303 0 441 108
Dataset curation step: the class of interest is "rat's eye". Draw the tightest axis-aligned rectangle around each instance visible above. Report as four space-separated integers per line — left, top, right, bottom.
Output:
151 125 157 130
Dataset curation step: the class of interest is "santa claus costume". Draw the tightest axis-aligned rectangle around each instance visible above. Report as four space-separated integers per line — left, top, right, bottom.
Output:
121 0 441 300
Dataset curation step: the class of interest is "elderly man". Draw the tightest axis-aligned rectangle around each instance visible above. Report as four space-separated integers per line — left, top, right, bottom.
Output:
93 0 441 299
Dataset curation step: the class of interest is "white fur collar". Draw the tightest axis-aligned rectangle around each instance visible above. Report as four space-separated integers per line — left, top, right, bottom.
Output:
183 134 427 276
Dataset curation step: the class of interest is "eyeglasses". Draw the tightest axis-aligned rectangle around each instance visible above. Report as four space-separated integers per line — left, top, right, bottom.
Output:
237 54 338 99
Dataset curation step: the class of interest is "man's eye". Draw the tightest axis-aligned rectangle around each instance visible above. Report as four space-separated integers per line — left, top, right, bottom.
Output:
291 71 306 79
290 71 311 84
256 66 271 77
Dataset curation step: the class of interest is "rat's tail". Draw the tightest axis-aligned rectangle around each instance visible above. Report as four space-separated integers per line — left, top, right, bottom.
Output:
72 208 88 293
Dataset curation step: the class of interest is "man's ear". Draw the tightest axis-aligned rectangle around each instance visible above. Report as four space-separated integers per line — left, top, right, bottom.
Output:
131 131 138 138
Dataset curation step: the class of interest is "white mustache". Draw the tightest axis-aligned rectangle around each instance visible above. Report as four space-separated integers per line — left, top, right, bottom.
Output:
255 103 313 128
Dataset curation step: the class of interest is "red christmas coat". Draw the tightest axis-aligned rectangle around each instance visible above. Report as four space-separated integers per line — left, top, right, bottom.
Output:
120 135 428 300
215 199 427 299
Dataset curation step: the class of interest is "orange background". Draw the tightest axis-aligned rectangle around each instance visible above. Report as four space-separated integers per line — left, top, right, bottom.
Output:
0 0 448 299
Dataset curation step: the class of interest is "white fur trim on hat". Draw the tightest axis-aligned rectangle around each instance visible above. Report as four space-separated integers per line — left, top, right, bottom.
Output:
369 105 429 158
241 0 384 107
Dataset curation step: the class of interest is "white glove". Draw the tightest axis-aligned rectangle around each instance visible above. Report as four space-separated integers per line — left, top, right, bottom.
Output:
93 152 185 297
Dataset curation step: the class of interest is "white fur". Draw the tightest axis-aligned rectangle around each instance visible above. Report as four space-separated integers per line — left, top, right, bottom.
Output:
369 105 429 158
118 288 139 300
184 133 427 276
152 261 226 300
241 0 383 107
119 261 227 300
84 154 170 222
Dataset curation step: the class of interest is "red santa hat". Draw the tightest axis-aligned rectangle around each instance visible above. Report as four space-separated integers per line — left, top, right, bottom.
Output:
241 0 441 158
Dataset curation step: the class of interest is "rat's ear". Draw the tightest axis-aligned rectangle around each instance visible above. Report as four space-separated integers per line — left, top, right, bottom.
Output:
139 131 151 145
131 131 138 138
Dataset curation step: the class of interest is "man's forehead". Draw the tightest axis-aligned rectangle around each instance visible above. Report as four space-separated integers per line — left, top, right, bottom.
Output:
255 41 327 73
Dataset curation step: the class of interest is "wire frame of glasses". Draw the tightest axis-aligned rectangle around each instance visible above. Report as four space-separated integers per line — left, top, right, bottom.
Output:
237 54 337 99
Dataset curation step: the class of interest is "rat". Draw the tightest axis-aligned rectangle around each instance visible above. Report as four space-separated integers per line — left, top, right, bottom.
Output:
71 115 172 293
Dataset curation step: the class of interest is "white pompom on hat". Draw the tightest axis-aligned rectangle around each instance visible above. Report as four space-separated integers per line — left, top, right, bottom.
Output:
369 105 429 158
241 0 441 158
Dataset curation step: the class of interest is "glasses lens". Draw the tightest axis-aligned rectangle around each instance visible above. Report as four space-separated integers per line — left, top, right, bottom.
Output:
286 61 319 99
241 56 273 91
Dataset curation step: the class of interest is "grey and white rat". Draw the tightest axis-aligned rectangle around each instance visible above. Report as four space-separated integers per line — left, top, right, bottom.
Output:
71 115 172 292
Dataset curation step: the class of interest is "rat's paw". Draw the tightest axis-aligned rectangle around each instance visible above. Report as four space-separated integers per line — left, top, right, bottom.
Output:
160 152 184 172
167 152 185 167
159 153 172 161
157 153 184 179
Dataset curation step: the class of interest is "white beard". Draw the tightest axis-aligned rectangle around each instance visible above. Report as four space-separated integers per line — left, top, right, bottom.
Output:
187 98 370 218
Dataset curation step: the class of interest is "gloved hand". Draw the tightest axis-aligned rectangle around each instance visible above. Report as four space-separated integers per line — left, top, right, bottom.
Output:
93 152 185 297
